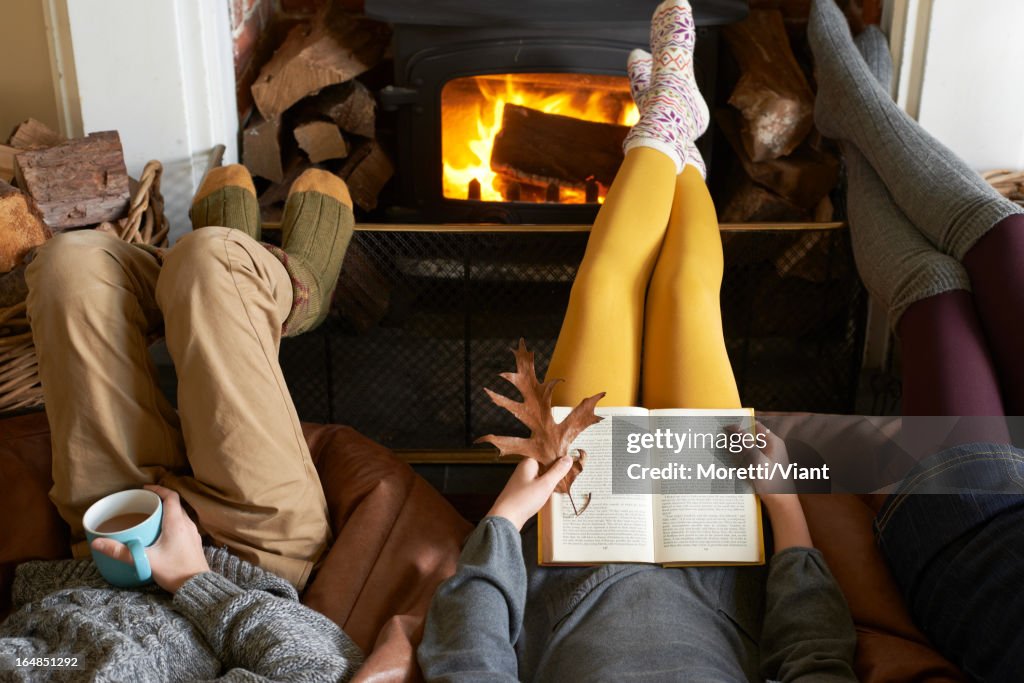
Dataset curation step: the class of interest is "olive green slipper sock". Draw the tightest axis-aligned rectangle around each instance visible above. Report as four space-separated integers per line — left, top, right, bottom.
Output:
273 170 355 336
189 164 261 241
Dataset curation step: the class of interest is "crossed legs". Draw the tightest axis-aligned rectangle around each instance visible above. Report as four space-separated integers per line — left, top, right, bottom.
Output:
808 0 1024 418
547 153 739 410
548 0 738 410
811 7 1024 675
25 164 354 589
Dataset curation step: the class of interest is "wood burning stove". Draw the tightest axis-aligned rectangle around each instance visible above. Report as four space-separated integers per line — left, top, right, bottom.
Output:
366 0 748 223
273 1 868 453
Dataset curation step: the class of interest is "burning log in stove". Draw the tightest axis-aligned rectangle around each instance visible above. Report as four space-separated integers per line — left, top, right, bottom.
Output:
490 104 628 196
242 3 393 217
440 72 637 205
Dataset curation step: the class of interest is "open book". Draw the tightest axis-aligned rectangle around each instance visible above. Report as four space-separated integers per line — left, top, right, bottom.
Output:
538 407 765 567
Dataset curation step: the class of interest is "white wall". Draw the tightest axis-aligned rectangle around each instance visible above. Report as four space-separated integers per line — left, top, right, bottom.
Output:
54 0 238 240
912 0 1024 171
0 0 60 139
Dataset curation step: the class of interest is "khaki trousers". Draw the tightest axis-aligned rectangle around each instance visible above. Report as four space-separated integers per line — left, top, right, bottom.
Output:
25 227 330 589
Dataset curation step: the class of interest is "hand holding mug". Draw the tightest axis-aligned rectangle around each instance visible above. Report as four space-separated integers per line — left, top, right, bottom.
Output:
91 485 210 593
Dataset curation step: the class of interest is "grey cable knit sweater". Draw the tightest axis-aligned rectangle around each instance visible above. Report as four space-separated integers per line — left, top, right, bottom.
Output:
0 547 363 682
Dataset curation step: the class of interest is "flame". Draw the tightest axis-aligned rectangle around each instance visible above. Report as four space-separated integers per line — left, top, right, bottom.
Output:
442 74 638 204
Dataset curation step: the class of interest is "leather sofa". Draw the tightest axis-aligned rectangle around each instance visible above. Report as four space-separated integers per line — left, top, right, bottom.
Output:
0 411 472 682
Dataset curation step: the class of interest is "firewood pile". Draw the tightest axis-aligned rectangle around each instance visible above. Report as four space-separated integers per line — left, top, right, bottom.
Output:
717 7 840 223
984 170 1024 207
0 118 167 412
241 3 393 220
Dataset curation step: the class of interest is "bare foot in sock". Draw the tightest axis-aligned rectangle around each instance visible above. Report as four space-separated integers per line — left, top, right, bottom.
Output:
627 48 706 178
806 0 891 142
843 25 971 326
190 164 261 241
623 0 708 174
270 169 355 336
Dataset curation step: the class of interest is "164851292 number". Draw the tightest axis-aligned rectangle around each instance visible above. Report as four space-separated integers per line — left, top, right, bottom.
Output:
14 657 81 669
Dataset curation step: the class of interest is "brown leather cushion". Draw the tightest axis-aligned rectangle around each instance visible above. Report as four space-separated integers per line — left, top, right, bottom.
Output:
0 412 472 683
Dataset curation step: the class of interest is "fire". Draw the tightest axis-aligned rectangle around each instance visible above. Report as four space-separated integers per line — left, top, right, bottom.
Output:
442 73 638 204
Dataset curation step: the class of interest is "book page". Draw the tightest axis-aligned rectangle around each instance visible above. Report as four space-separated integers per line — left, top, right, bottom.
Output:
541 406 656 565
654 494 762 564
648 409 763 565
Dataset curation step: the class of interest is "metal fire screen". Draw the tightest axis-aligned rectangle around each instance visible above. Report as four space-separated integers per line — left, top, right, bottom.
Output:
278 226 866 450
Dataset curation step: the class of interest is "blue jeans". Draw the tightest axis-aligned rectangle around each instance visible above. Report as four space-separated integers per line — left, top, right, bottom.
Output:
875 443 1024 682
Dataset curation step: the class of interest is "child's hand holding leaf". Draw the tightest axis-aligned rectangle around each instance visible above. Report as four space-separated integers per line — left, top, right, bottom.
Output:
477 339 605 521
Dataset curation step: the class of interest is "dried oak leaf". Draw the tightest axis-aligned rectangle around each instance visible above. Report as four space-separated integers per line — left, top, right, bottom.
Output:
476 338 605 512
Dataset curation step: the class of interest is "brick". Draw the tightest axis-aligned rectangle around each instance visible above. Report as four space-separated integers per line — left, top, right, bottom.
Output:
233 13 260 65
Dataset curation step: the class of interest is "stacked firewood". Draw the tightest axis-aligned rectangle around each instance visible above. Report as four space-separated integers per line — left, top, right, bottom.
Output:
718 8 839 223
242 3 393 219
984 170 1024 208
1 120 142 302
1 119 168 411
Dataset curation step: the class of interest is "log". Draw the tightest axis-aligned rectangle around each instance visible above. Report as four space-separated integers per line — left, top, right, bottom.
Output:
301 81 376 139
0 145 16 183
717 108 838 209
723 10 815 161
490 104 627 190
251 6 389 120
243 114 284 182
720 177 806 223
0 181 50 273
258 156 312 214
333 240 391 332
13 131 129 230
494 175 545 203
814 195 835 222
338 140 393 211
8 118 65 150
294 121 349 163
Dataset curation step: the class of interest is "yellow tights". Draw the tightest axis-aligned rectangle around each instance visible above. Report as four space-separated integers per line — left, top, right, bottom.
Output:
547 148 740 410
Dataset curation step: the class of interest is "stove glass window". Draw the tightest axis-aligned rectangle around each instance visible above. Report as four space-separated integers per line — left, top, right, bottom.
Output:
441 73 637 204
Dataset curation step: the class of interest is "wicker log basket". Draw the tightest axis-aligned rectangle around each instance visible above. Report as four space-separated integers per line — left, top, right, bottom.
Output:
0 160 169 413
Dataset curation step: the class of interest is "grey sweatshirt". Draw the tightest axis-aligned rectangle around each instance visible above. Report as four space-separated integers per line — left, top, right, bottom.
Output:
0 547 363 682
419 516 857 682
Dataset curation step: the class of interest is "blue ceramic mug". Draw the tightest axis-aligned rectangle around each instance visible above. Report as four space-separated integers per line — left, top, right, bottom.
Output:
83 489 163 587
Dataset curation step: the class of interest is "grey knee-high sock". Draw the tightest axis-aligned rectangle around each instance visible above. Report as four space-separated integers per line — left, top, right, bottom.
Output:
809 0 1022 260
844 26 971 327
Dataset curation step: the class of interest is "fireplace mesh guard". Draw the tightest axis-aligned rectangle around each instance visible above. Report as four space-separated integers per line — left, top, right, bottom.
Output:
279 228 866 450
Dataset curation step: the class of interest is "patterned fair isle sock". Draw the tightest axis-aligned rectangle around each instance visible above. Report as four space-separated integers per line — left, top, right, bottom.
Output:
843 26 970 327
626 48 706 178
809 0 1022 259
190 164 261 241
265 169 355 336
622 0 709 174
